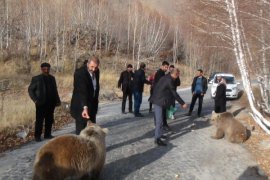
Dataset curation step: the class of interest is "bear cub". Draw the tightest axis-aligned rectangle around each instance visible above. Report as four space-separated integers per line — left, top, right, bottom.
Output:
211 111 248 143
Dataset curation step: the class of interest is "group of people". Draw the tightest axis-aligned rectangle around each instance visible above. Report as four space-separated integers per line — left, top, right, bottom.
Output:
28 57 227 146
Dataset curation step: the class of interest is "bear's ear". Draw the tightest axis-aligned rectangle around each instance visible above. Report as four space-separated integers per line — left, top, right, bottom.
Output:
102 128 109 134
212 111 216 115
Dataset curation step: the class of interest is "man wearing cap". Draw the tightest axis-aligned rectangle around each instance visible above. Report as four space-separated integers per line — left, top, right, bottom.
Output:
118 64 134 114
28 62 61 142
70 56 100 135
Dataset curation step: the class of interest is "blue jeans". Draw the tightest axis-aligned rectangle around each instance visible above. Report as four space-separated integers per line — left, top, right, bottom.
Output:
133 91 142 114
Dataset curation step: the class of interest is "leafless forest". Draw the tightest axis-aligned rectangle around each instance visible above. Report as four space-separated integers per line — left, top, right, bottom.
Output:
0 0 270 132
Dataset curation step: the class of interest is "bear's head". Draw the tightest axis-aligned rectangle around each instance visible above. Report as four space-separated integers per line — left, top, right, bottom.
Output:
80 123 109 140
211 111 221 124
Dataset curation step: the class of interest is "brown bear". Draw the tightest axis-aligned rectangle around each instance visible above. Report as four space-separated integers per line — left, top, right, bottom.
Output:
211 111 248 143
33 123 108 180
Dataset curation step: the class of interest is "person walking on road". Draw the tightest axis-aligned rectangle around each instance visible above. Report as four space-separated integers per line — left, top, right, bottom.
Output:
148 71 156 113
133 62 150 117
187 69 208 117
150 68 187 146
118 64 134 114
167 64 181 119
28 62 61 142
214 76 227 113
153 61 170 129
70 56 100 135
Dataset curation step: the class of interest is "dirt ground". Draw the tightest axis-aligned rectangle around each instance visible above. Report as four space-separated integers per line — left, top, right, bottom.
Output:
230 92 270 177
238 115 270 177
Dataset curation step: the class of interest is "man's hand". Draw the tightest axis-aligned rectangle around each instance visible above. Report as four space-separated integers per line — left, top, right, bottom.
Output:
82 108 90 119
181 104 188 109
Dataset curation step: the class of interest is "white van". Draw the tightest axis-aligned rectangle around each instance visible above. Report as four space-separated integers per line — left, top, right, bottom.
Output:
210 73 240 99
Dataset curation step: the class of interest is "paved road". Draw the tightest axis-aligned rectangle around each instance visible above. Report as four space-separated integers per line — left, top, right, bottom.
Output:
0 87 266 180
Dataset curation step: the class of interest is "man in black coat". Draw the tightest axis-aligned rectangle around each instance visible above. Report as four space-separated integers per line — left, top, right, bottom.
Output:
187 69 208 117
214 76 227 113
118 64 134 114
133 62 150 117
153 61 170 129
150 68 187 146
28 63 61 142
70 56 100 135
169 65 181 90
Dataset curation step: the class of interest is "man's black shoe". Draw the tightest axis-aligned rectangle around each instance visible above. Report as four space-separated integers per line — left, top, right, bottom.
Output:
122 111 127 114
134 113 144 117
44 135 55 139
160 135 168 139
186 112 192 116
35 137 42 142
155 138 167 146
163 125 171 131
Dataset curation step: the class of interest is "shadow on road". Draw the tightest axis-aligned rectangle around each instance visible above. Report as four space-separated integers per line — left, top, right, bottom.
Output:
238 166 268 180
101 144 174 180
100 111 212 179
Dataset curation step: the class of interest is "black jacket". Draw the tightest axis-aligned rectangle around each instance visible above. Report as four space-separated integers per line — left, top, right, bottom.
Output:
174 77 181 91
70 66 100 118
118 70 134 92
133 68 150 92
149 74 185 108
215 83 226 107
191 76 208 94
153 69 165 87
28 74 60 107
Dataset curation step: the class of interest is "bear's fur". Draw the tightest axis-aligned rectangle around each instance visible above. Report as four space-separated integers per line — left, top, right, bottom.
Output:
33 124 108 180
211 111 248 143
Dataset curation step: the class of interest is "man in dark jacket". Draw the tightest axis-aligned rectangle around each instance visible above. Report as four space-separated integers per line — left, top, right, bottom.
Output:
118 64 134 114
150 68 187 146
28 63 61 142
70 56 100 135
153 61 170 129
214 76 227 113
169 65 181 90
187 69 208 117
133 62 150 117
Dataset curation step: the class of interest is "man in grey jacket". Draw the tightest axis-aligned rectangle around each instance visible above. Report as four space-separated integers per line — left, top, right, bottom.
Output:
149 68 187 146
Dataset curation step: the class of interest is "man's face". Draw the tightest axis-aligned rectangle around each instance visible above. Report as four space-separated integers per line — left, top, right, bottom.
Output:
87 60 99 73
41 67 50 75
197 71 202 76
162 65 169 72
169 67 174 72
171 72 180 79
127 67 133 72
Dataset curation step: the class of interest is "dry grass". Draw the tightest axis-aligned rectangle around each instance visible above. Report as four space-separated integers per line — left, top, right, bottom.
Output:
0 90 35 132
